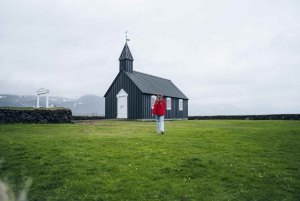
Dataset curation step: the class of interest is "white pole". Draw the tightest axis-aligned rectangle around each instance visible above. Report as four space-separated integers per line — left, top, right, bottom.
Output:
46 94 49 108
37 95 39 108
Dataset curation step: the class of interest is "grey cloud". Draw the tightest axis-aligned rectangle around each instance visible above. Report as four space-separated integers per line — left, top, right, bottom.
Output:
0 0 299 114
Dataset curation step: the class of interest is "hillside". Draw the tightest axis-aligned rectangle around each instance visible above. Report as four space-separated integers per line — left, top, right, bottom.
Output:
0 94 105 116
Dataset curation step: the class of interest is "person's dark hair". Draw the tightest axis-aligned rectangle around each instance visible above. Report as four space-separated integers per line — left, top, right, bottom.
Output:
157 93 163 105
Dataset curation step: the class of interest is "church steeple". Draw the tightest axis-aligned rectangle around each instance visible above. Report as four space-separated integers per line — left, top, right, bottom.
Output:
119 42 134 73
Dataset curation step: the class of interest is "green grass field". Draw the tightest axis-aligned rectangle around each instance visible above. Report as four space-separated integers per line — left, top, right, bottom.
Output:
0 120 300 201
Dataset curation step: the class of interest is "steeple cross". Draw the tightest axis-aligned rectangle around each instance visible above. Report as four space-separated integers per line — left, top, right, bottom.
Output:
125 30 130 42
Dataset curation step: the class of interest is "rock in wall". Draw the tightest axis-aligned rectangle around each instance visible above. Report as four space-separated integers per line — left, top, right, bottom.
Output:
0 108 72 124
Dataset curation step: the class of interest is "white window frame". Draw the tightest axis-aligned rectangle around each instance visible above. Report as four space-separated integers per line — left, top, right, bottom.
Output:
151 95 157 109
179 99 183 111
167 97 171 110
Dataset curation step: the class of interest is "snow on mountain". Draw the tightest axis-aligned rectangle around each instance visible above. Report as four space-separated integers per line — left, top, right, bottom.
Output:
0 94 105 116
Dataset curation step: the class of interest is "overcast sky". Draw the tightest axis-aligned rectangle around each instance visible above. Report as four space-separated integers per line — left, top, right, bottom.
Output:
1 0 299 114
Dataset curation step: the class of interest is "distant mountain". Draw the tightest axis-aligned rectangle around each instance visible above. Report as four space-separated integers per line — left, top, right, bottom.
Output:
2 94 298 116
0 94 105 116
0 95 37 108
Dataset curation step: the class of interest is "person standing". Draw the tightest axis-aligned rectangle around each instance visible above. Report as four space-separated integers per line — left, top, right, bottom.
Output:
152 93 166 134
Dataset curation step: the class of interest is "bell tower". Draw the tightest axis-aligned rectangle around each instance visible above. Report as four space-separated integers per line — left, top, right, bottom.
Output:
119 42 134 73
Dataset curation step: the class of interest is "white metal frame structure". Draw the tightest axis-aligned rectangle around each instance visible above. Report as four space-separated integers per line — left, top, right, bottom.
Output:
37 88 50 108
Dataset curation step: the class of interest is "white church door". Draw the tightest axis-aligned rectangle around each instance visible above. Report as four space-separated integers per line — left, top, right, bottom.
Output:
116 89 128 118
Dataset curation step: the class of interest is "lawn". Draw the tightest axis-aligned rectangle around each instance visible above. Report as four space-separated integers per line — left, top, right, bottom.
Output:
0 120 300 201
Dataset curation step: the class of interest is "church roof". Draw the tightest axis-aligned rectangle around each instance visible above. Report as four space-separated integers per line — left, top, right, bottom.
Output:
119 42 134 61
125 71 188 99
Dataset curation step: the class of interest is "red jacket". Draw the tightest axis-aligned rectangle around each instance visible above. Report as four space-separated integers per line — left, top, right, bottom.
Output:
152 99 166 116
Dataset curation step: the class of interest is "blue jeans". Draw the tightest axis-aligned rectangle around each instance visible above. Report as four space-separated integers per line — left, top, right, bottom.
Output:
155 115 164 133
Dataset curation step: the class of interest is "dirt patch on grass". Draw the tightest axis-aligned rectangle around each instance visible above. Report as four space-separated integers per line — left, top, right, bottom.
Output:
74 121 118 126
100 124 118 126
75 121 97 126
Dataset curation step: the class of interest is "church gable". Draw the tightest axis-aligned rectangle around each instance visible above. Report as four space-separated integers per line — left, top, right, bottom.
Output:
104 70 142 98
116 89 128 98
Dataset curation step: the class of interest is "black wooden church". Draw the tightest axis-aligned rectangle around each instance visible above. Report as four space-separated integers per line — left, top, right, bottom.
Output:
104 42 188 119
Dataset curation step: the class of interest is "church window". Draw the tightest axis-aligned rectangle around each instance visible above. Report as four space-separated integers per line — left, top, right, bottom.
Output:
167 97 171 110
151 95 157 109
179 99 183 111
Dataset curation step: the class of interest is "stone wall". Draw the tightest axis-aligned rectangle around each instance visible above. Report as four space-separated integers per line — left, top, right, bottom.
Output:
188 114 300 120
0 108 72 124
1 108 299 124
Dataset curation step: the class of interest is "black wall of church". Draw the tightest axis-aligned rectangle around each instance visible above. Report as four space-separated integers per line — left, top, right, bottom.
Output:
105 71 189 119
105 71 142 119
141 95 188 119
164 98 188 119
